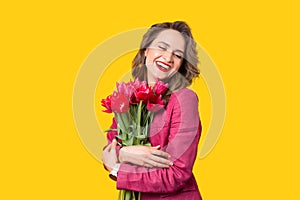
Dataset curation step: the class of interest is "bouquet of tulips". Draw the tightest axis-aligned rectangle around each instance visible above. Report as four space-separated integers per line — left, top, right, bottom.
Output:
101 78 168 200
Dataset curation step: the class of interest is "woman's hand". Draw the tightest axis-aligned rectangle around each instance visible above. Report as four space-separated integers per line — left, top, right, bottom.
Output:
102 139 118 172
119 145 173 168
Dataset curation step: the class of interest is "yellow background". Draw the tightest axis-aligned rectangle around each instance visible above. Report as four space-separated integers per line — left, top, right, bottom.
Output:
1 0 299 199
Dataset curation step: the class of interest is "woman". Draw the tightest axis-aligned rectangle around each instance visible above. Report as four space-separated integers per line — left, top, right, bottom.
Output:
102 21 202 200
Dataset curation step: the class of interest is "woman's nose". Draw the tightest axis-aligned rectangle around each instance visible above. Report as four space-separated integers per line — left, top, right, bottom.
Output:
162 50 173 63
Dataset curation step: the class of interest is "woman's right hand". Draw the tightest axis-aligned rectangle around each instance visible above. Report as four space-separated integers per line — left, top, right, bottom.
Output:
119 145 173 168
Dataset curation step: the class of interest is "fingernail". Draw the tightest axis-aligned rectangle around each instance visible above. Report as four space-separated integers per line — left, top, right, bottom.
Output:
112 139 116 142
170 162 173 166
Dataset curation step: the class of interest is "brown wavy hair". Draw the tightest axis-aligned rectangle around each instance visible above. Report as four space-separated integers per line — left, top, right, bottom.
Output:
132 21 200 94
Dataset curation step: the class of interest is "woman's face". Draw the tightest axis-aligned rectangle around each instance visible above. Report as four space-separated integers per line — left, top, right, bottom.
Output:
145 29 185 85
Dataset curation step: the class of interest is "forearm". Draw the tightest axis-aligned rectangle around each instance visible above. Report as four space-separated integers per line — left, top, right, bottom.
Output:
116 154 193 193
116 133 199 193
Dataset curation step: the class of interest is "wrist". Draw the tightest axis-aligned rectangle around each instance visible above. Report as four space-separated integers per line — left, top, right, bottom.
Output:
109 163 121 181
118 147 126 163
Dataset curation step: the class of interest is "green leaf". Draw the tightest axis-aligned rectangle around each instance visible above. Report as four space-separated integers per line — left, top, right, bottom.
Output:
135 135 146 139
145 122 149 137
115 134 125 141
103 128 117 132
150 112 154 123
120 112 130 129
127 130 133 136
117 114 126 131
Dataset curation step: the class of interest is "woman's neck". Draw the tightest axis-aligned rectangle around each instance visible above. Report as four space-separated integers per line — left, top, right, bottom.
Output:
147 69 158 87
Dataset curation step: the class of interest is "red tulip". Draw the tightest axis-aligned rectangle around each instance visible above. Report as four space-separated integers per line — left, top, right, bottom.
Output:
147 93 165 112
131 79 151 104
153 80 168 95
116 82 135 99
147 103 164 112
101 95 112 113
134 88 151 104
101 79 168 114
132 78 144 89
111 91 130 113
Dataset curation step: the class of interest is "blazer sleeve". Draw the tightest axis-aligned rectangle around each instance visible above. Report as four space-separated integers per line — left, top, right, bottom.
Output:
116 89 201 193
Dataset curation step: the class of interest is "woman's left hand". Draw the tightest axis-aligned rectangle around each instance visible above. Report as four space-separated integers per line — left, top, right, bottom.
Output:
102 139 118 172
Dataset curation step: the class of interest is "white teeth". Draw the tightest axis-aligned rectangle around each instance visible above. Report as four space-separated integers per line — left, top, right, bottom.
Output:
156 62 170 70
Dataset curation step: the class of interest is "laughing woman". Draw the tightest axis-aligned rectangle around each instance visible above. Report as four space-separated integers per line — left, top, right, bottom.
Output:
102 21 202 200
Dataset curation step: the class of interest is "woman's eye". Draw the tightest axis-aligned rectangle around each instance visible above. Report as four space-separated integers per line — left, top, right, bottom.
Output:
174 54 183 59
158 45 167 50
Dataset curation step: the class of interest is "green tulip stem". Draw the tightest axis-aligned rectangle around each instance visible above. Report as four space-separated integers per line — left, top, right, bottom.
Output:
136 101 143 143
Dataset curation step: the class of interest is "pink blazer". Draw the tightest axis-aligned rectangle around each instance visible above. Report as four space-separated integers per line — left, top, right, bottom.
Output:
106 88 202 200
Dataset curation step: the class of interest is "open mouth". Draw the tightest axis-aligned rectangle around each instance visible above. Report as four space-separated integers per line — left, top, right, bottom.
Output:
155 61 171 72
